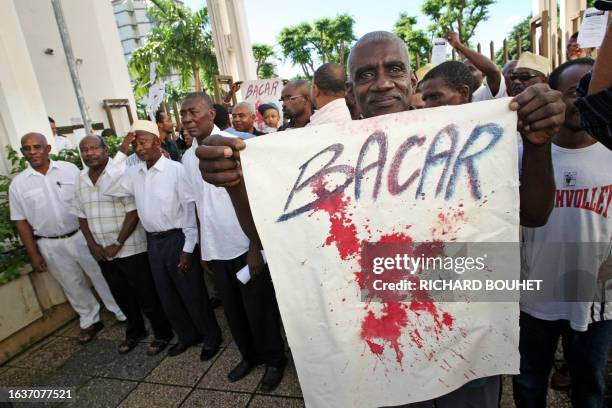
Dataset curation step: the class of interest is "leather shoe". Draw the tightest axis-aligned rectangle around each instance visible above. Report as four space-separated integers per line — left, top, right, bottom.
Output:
227 359 255 382
78 321 104 344
260 365 286 392
200 344 220 361
167 342 194 357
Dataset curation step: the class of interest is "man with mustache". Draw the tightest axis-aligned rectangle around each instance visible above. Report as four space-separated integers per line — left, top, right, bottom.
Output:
75 135 173 355
278 80 313 130
509 52 550 97
181 92 287 390
104 120 222 360
195 31 565 406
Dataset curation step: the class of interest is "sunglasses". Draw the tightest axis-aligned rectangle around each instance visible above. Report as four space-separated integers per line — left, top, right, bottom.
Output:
509 73 540 82
279 95 305 102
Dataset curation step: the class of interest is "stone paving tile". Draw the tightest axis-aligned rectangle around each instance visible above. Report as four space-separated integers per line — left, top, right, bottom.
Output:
32 367 91 389
180 389 250 408
5 335 57 366
7 337 81 371
118 382 191 408
256 358 302 398
64 377 138 408
197 348 264 393
54 320 81 338
0 367 45 387
145 346 217 387
248 395 305 408
500 375 514 408
97 321 129 342
60 339 164 381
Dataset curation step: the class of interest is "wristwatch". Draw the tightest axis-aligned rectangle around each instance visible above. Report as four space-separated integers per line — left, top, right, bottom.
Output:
112 238 123 247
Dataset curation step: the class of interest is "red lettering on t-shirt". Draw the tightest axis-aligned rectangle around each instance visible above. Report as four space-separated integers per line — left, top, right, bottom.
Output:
595 186 608 214
573 189 583 208
564 190 575 207
555 190 564 208
554 185 611 217
603 185 612 218
586 187 598 211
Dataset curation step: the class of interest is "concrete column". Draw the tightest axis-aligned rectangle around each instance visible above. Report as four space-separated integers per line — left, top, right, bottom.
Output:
531 0 558 65
207 0 257 87
0 0 52 175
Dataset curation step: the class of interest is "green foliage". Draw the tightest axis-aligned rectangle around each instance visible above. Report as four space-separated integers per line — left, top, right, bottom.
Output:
495 15 531 66
278 13 356 78
421 0 495 45
53 148 82 169
252 43 277 79
1 148 30 284
393 13 432 69
129 0 218 95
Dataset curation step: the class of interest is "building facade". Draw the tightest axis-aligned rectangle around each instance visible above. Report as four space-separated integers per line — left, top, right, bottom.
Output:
0 0 137 174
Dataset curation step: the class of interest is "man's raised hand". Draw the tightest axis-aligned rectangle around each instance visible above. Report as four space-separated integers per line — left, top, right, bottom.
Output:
196 135 246 187
510 83 565 145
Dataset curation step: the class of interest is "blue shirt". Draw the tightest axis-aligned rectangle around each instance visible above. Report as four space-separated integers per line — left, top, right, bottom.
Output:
225 128 257 140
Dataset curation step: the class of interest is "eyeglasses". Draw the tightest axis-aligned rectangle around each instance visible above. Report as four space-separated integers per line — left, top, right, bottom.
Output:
279 95 305 102
509 72 540 82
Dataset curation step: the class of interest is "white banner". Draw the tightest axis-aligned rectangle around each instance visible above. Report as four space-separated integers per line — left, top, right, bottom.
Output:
240 79 284 132
241 98 520 407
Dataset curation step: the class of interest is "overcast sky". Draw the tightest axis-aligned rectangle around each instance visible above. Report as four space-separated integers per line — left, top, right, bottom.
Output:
183 0 532 78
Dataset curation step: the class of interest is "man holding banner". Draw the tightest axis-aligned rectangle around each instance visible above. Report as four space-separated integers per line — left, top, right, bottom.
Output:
196 31 565 407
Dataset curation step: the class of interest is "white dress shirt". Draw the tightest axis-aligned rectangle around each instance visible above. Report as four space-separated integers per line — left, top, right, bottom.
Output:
104 155 198 253
73 162 147 259
307 98 352 127
472 78 508 102
182 126 250 261
9 160 79 237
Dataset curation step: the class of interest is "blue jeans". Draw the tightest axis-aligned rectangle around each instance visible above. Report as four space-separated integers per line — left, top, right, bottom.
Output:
513 312 612 408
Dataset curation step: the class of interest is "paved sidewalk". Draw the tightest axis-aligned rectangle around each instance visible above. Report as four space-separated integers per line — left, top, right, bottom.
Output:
0 308 608 407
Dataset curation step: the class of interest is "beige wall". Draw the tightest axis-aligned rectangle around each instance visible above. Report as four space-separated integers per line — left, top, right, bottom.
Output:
0 0 52 174
14 0 136 145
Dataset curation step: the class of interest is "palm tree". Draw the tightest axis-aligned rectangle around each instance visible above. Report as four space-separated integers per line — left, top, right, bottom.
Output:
129 0 218 94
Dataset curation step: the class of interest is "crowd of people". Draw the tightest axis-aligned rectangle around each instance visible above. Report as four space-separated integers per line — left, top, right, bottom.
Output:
7 3 612 405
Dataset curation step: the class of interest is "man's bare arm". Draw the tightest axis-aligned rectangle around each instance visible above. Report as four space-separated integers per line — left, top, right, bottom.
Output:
15 220 47 272
589 22 612 95
447 31 502 96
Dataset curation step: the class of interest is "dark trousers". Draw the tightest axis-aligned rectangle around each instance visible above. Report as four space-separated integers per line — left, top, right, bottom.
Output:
209 253 287 368
513 312 612 408
147 230 221 346
387 376 500 408
98 252 173 340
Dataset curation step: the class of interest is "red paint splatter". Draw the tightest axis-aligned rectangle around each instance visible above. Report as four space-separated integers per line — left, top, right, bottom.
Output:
409 329 424 349
312 179 360 261
360 303 408 364
309 177 459 365
442 312 454 329
366 340 384 356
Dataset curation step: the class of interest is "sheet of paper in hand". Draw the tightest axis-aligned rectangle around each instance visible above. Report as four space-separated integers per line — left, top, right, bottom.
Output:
240 98 520 407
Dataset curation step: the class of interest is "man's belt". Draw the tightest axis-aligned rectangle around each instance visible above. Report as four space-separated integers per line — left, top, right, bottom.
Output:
146 228 182 239
35 229 79 240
